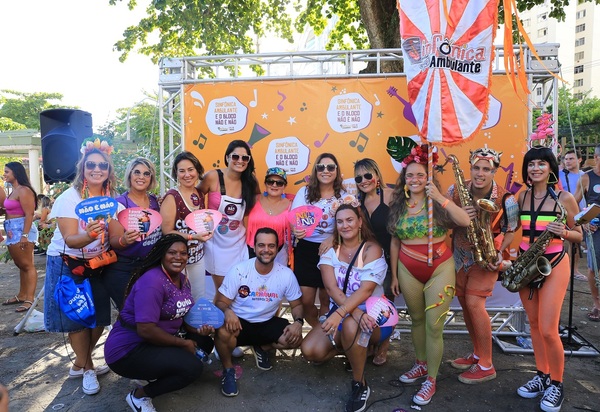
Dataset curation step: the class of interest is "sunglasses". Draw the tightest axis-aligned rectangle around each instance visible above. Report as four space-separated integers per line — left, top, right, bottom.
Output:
316 163 337 172
230 154 251 162
354 172 374 184
85 161 109 171
265 179 285 187
132 169 152 177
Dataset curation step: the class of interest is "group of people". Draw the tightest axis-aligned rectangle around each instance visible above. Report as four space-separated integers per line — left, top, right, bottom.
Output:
1 137 597 412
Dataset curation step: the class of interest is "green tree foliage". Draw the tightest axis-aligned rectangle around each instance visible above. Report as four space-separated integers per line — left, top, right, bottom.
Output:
0 117 26 132
555 88 600 157
0 90 64 130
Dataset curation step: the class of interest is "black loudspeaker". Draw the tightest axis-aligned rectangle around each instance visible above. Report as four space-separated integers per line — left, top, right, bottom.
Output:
40 109 93 183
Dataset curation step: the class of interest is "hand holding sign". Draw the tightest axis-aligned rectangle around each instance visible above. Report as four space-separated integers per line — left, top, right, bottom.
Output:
287 205 323 238
184 298 225 329
365 296 399 328
117 207 162 241
185 209 223 236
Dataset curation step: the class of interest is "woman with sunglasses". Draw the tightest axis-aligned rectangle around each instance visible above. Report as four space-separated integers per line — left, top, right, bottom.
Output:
291 153 347 328
43 140 123 396
387 144 470 406
246 167 292 265
353 158 394 366
1 162 39 313
102 157 161 309
161 151 214 302
199 140 259 300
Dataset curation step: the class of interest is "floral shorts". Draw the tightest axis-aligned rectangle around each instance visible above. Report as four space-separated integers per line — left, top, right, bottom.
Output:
3 217 39 245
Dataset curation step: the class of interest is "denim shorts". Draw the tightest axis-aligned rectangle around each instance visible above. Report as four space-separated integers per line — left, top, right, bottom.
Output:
3 217 39 245
587 230 600 269
44 255 111 333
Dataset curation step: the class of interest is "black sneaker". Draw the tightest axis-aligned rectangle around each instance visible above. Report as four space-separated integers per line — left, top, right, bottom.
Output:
517 372 550 399
221 368 238 397
345 380 370 412
33 247 46 256
252 345 272 370
540 382 564 412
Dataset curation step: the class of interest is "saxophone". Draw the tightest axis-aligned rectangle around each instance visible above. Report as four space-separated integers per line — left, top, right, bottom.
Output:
501 188 566 292
444 155 500 267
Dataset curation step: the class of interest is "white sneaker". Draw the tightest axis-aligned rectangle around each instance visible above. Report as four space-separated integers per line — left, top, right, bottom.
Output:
126 390 157 412
232 347 245 357
69 364 110 379
82 370 100 395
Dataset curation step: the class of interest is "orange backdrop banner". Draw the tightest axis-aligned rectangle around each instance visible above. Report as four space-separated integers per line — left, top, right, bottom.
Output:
184 75 527 197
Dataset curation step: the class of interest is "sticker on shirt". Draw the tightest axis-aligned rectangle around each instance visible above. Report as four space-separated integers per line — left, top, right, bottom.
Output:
224 203 238 216
593 184 600 194
238 285 250 298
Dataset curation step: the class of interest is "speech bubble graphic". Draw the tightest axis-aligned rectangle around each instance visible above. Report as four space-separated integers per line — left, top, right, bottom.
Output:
266 136 310 175
206 96 248 135
327 92 373 133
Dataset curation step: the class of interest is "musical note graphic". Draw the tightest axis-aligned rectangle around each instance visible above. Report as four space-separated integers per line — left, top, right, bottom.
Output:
294 175 311 185
190 91 205 108
247 123 271 148
314 133 329 148
277 91 287 111
374 94 381 106
386 86 417 127
349 132 369 153
249 89 258 108
193 133 208 150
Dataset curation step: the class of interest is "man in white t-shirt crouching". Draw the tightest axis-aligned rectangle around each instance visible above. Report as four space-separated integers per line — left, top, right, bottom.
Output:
214 227 304 397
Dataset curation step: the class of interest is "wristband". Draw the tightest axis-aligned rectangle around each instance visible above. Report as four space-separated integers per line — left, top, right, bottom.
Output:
188 234 193 241
294 318 305 326
89 231 99 238
563 229 568 240
441 199 450 209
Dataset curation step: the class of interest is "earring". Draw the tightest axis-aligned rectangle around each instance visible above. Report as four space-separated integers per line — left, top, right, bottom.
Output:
527 177 532 186
358 231 362 243
81 178 88 199
404 184 410 198
263 191 268 196
281 193 286 199
547 171 558 185
376 181 381 195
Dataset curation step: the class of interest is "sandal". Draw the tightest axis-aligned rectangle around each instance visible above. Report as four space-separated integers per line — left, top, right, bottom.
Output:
3 296 23 306
373 353 387 366
15 301 33 313
587 308 600 322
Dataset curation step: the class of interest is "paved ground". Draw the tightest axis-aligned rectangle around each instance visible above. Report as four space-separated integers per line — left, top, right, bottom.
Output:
0 254 599 412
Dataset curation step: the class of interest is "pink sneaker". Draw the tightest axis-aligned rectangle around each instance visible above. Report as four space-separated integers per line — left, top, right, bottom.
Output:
399 361 428 383
450 353 478 370
413 376 436 406
458 364 497 384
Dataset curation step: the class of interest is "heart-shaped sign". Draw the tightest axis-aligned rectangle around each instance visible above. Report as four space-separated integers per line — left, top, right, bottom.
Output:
184 298 225 328
75 196 119 225
185 209 223 235
287 205 323 237
117 207 162 241
365 295 399 328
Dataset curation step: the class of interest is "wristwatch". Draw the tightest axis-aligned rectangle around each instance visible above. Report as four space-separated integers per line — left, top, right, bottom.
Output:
294 318 305 326
22 233 29 238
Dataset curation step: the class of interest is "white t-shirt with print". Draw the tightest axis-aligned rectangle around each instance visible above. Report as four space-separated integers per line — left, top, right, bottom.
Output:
219 258 302 323
290 186 348 243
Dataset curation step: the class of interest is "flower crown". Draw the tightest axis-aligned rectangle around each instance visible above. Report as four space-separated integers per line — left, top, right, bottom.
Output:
469 145 501 167
330 195 361 214
401 144 439 168
386 136 438 168
80 138 114 156
528 113 555 149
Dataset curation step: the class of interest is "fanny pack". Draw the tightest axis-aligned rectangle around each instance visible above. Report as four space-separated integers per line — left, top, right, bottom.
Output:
61 250 117 278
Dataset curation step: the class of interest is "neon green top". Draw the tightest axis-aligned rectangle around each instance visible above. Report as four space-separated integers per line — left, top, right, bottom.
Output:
395 214 447 240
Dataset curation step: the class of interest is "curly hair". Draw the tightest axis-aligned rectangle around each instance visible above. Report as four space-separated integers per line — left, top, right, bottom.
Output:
331 203 376 249
387 162 452 236
306 153 344 203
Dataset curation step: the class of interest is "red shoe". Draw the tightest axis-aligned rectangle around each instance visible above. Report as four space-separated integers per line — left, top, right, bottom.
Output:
458 364 497 384
399 361 427 383
413 376 436 406
450 353 478 370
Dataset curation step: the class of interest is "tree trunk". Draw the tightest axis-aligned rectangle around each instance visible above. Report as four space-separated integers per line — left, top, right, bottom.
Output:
358 0 403 73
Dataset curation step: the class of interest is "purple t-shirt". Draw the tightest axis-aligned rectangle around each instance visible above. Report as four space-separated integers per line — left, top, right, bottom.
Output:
115 192 161 258
104 266 194 364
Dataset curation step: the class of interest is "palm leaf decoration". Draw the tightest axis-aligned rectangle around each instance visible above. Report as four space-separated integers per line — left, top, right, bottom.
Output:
386 136 418 163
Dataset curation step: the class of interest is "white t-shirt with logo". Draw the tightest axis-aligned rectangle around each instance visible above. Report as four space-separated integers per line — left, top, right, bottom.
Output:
219 258 302 323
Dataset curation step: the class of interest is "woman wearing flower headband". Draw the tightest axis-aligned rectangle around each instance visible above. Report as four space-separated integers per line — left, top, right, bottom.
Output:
387 140 470 406
301 197 389 412
246 167 292 265
514 147 581 412
43 139 123 396
353 158 394 366
291 153 347 328
161 151 214 302
199 140 259 300
102 157 162 309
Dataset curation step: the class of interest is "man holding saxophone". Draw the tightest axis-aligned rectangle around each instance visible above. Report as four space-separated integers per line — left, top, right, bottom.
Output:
446 147 519 384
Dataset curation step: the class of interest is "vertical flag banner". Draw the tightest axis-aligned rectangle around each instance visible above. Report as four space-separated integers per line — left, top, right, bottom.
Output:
398 0 499 145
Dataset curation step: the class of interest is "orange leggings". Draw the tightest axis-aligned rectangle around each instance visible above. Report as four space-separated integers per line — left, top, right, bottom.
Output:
518 255 570 382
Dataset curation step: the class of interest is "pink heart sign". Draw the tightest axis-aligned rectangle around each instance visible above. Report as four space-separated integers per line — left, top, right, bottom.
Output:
117 207 162 241
365 296 399 328
185 209 223 235
287 205 323 237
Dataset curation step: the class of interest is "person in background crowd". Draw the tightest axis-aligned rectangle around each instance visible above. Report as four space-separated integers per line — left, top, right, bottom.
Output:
2 162 39 313
246 167 292 266
105 234 214 412
447 147 519 384
199 140 259 300
43 141 121 395
161 151 213 302
516 147 581 412
353 158 393 366
291 153 347 328
33 195 53 256
103 157 161 309
388 144 470 406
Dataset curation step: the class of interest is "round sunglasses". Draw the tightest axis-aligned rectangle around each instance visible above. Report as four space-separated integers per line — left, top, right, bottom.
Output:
354 172 374 184
85 161 109 171
132 169 152 177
